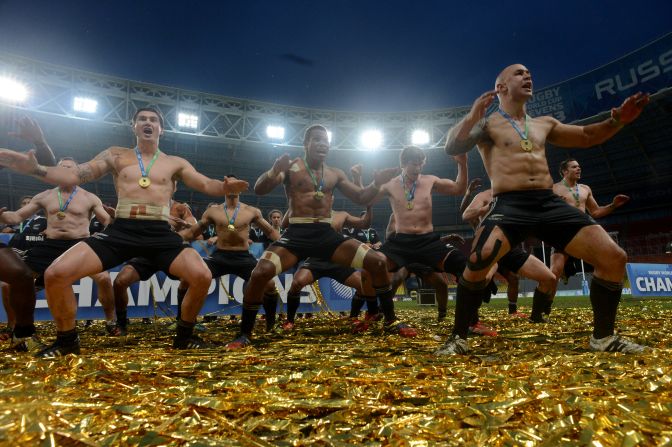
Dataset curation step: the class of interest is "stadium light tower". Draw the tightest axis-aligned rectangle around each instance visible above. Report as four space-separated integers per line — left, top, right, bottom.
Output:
73 96 98 113
178 112 198 129
266 125 285 140
0 77 28 103
411 129 430 146
360 129 383 151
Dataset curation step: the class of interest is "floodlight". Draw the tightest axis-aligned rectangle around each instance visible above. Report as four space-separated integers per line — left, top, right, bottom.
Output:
0 77 28 103
327 130 332 143
411 129 430 146
360 129 383 150
73 96 98 113
266 125 285 140
178 112 198 129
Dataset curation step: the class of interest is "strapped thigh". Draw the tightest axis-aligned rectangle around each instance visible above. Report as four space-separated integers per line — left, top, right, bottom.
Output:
468 224 504 272
261 250 283 275
350 243 370 269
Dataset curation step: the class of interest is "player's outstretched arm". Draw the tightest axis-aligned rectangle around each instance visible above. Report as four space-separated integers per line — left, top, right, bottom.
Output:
8 116 57 167
0 148 112 187
255 153 291 195
445 90 495 155
548 92 649 148
178 158 248 196
434 154 468 196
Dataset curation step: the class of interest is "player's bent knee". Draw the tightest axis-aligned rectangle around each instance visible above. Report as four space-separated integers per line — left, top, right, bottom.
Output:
251 261 276 283
44 266 71 285
260 251 283 275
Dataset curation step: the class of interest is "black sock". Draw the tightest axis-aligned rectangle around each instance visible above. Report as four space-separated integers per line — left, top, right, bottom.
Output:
508 302 517 314
56 328 79 346
364 295 379 315
350 293 366 318
530 288 552 321
176 288 186 321
376 285 396 323
116 310 128 328
590 277 622 339
489 280 498 296
263 291 279 329
286 292 300 323
175 319 195 340
543 296 553 315
452 277 487 339
13 324 36 338
470 310 480 326
240 305 260 337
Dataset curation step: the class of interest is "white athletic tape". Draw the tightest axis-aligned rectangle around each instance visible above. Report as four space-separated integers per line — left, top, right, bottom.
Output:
262 250 283 275
351 244 370 269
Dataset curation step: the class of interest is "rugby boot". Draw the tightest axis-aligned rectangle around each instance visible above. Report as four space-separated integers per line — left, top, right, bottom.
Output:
35 337 81 358
589 335 648 353
383 320 417 337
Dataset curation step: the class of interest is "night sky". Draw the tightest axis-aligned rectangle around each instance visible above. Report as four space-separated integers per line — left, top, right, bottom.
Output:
0 0 670 112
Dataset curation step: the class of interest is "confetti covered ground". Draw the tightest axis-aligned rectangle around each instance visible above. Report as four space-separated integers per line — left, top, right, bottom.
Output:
1 297 671 446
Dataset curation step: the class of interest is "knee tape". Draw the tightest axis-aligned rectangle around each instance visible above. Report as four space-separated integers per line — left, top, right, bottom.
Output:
350 244 370 269
261 251 283 275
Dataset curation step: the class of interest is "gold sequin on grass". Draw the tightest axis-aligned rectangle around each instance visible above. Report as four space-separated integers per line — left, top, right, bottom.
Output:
0 301 670 445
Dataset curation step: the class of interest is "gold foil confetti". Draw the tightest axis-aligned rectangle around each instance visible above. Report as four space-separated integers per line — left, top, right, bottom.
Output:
0 300 670 445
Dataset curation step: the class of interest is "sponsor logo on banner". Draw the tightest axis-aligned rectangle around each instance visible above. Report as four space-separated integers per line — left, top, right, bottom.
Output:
595 49 672 100
626 263 672 297
527 87 567 121
526 33 672 124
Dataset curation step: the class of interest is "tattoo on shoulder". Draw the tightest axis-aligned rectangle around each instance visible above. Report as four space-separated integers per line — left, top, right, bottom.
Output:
76 163 95 183
477 117 494 144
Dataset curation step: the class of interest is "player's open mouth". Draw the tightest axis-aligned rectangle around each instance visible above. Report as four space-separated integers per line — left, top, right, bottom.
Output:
143 127 153 135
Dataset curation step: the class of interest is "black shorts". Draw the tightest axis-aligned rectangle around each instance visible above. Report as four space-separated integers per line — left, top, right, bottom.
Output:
443 248 467 277
497 246 530 274
205 249 258 280
24 238 84 275
563 255 594 278
380 232 448 272
84 219 187 273
300 257 356 284
270 223 348 261
125 257 178 281
482 189 596 250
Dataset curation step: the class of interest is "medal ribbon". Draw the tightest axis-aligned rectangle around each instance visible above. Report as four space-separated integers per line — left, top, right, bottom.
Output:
400 173 417 203
562 179 580 205
498 108 529 140
135 147 161 180
223 202 241 227
57 186 78 213
303 156 324 193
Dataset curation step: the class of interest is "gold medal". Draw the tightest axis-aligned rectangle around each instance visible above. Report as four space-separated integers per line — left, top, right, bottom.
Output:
139 177 151 188
314 191 324 199
56 211 66 220
227 224 235 231
520 139 533 152
407 202 414 210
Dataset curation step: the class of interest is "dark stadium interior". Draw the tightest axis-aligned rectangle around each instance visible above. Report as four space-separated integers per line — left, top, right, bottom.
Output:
0 54 671 261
